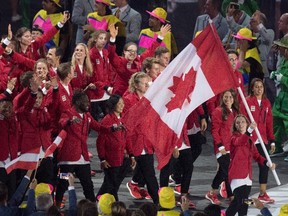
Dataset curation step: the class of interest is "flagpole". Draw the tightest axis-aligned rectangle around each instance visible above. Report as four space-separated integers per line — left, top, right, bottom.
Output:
237 87 281 185
32 149 42 180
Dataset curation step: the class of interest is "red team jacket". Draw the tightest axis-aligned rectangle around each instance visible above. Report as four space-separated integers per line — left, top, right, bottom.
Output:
229 131 266 183
96 113 133 167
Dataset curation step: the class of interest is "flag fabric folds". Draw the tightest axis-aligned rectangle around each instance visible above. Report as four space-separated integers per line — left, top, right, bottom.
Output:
5 130 67 174
5 148 41 174
123 23 238 169
44 130 67 158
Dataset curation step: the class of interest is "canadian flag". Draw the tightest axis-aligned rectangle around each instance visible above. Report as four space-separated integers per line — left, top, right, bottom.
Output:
123 23 238 169
5 147 41 174
44 130 67 158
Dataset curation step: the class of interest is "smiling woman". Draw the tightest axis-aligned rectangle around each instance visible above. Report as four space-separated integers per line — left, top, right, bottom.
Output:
240 78 276 204
205 89 239 205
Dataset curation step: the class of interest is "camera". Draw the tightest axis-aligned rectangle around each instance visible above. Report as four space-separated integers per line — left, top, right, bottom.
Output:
59 173 69 180
243 198 254 205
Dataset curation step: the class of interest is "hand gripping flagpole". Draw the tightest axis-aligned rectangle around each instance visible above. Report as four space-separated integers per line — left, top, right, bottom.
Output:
237 87 281 185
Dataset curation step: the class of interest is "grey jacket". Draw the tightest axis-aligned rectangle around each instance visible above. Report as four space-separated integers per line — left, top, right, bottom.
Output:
72 0 95 44
194 13 229 40
112 5 142 43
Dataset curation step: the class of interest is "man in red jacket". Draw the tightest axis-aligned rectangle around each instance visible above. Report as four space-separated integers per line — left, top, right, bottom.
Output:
55 90 119 207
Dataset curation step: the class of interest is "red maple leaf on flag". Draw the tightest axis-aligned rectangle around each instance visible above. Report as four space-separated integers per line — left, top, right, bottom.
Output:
166 67 197 112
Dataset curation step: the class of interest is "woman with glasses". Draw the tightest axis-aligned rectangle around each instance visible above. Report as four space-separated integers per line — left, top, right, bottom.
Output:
107 24 171 96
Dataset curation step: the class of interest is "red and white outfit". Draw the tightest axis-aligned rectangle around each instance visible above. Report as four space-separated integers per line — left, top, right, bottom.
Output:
88 47 113 100
226 130 267 216
96 112 133 200
108 39 161 96
55 107 108 204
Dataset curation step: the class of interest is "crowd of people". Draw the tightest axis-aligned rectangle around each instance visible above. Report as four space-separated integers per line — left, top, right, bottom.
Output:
0 0 288 215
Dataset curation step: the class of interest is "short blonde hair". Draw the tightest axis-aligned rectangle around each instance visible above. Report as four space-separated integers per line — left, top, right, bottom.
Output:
128 72 148 93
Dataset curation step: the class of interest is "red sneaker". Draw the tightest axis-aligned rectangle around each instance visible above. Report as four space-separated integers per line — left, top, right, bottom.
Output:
219 181 227 198
177 196 196 209
174 185 181 195
126 181 142 199
139 188 152 200
258 193 275 204
205 191 221 205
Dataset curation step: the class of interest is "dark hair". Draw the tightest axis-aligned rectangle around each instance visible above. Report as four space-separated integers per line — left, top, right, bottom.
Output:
123 42 137 52
212 0 222 12
77 199 91 216
49 46 63 60
142 57 160 72
226 49 238 57
20 71 34 87
15 27 31 52
154 46 169 57
204 204 221 216
88 30 108 48
0 182 8 203
107 94 122 113
72 90 88 106
232 114 250 132
81 202 98 216
105 4 112 15
32 25 44 34
57 62 72 81
220 89 239 121
139 203 158 216
258 11 267 26
111 201 127 216
131 209 146 216
46 205 61 216
249 78 266 99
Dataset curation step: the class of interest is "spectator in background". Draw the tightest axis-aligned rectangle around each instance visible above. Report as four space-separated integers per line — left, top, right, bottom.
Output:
33 0 70 56
97 193 116 216
138 7 178 59
203 204 221 216
111 201 127 216
222 0 258 17
194 0 228 41
85 0 126 55
223 2 250 49
278 13 288 38
72 0 95 44
233 27 263 92
112 0 142 44
270 37 288 159
249 10 275 102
